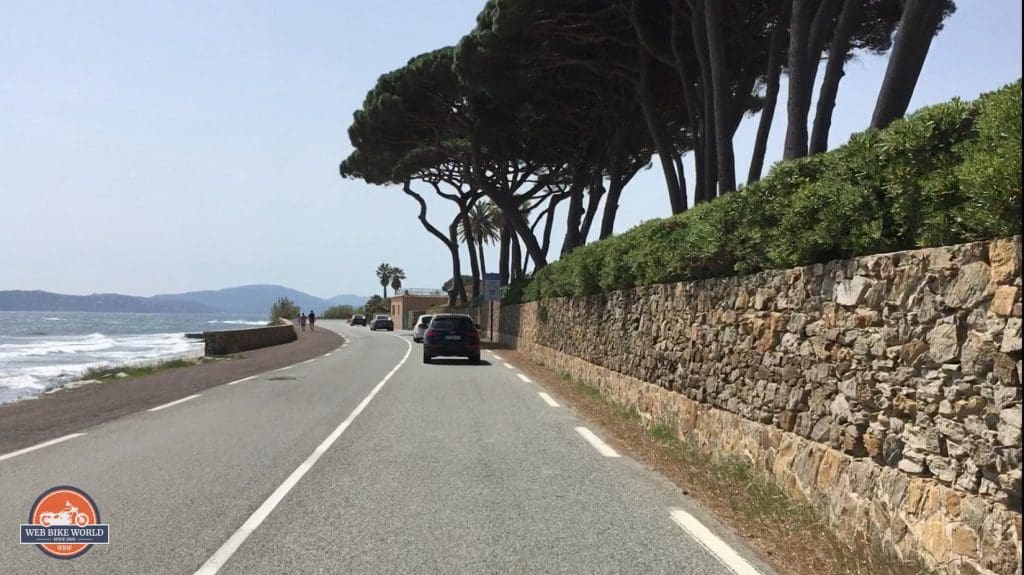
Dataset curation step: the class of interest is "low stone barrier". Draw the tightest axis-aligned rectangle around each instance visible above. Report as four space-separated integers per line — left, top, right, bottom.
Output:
499 237 1022 574
204 319 297 356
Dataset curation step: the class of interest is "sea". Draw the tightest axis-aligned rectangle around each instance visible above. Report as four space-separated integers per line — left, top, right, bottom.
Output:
0 311 269 405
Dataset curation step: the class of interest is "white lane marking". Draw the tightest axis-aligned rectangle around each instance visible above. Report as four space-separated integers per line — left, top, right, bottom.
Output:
147 394 201 412
491 353 503 361
517 373 532 383
324 352 332 357
575 427 620 457
538 392 560 408
504 362 515 370
228 376 256 386
0 433 87 463
276 365 292 372
194 334 413 575
670 508 763 575
301 358 316 364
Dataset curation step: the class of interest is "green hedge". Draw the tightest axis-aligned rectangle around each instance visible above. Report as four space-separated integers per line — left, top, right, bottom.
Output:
513 80 1021 304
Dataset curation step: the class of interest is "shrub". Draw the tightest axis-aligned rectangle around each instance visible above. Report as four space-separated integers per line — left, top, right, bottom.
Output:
268 297 300 323
506 80 1021 304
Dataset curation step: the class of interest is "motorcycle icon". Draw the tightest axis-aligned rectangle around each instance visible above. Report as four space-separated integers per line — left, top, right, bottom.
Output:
39 501 90 527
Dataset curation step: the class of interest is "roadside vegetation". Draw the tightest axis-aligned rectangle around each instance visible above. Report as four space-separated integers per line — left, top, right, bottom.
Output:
509 81 1021 302
516 352 928 575
268 296 300 324
79 357 199 382
322 305 355 320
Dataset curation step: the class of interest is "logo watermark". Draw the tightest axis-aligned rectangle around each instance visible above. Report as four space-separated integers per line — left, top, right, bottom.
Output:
20 485 109 559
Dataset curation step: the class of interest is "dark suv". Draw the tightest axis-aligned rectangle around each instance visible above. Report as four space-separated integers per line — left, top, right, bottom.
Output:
349 314 366 326
422 314 481 364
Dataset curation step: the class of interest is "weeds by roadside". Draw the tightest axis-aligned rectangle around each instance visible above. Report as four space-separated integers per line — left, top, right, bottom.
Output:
79 357 199 381
518 353 924 575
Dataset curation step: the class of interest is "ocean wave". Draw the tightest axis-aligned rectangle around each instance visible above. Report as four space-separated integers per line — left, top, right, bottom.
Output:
207 320 267 326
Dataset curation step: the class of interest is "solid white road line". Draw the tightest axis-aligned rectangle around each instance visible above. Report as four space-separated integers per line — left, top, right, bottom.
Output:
147 394 201 413
324 352 332 357
0 433 87 463
517 373 532 383
194 335 413 575
276 365 292 372
301 358 316 364
504 362 515 370
228 376 257 386
575 427 620 457
538 392 560 408
670 508 763 575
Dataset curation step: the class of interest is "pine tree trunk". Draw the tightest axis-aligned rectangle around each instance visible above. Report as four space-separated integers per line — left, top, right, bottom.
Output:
805 0 841 88
748 2 790 183
498 220 511 286
637 51 684 214
561 182 585 256
810 0 861 155
448 219 467 305
871 0 946 130
704 0 736 194
690 0 718 201
783 0 814 160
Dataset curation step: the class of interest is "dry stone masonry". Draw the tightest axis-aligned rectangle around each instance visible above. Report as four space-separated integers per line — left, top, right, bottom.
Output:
500 237 1022 574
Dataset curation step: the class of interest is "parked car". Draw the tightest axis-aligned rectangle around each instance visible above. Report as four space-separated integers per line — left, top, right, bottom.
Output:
349 314 366 326
422 314 481 364
412 315 433 343
370 315 394 331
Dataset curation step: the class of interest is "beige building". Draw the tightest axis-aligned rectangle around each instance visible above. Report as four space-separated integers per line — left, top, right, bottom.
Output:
388 290 450 330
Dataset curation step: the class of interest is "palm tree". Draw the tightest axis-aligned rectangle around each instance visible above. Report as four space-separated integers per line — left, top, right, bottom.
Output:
390 267 406 294
467 201 500 280
376 263 394 298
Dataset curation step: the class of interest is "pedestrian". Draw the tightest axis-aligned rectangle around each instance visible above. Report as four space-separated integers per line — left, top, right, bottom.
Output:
299 312 307 332
308 310 316 332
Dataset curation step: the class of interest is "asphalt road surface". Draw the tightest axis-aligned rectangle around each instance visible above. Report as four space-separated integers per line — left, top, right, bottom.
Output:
0 320 776 574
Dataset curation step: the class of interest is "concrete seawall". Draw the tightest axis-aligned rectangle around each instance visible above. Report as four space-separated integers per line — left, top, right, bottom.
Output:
204 319 297 356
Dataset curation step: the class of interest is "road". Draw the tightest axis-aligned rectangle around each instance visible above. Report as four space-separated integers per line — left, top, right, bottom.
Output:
0 320 776 574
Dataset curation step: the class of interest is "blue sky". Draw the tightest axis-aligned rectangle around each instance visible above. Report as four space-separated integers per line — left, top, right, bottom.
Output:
1 1 1020 299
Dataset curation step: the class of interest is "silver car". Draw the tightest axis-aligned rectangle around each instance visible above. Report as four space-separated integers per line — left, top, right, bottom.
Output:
412 315 433 343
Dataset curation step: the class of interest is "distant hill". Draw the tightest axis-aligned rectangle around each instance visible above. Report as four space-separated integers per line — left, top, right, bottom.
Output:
0 290 217 313
153 285 368 314
326 294 372 308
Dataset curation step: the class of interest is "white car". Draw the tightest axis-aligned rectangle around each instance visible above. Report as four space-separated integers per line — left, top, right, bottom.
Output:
412 315 433 343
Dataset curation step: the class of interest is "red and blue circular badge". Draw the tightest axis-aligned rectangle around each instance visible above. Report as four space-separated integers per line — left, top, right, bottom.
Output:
20 485 110 559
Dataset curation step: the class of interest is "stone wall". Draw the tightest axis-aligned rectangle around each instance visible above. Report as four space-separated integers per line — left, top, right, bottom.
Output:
499 237 1022 574
204 321 297 356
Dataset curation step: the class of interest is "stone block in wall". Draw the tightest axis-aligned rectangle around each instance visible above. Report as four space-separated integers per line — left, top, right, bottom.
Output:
989 237 1022 284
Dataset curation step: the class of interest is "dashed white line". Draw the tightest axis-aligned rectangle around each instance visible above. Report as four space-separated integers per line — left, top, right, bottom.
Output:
0 433 87 463
324 352 332 357
228 376 256 386
538 392 560 407
575 427 619 457
147 394 201 413
504 362 515 370
517 373 532 383
670 508 763 575
194 334 413 575
491 353 503 361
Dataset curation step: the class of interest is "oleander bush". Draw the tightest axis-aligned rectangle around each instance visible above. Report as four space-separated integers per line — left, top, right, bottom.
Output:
509 80 1022 304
